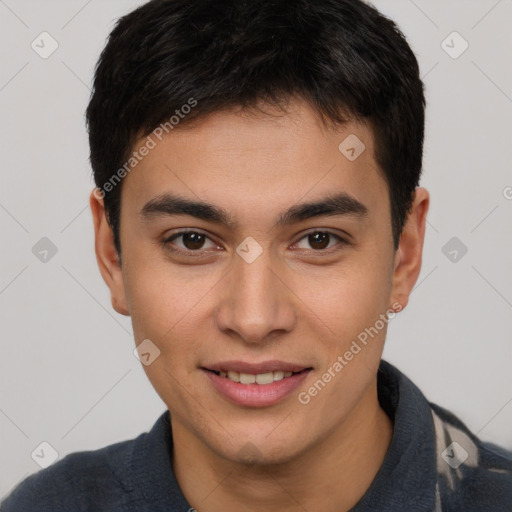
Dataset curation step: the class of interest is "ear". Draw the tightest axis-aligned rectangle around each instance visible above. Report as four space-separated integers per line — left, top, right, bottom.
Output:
389 187 429 311
89 190 130 316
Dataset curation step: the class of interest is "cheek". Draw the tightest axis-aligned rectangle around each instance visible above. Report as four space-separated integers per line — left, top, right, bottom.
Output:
122 242 174 314
295 261 393 423
121 246 221 360
342 269 392 338
290 251 393 350
122 253 213 412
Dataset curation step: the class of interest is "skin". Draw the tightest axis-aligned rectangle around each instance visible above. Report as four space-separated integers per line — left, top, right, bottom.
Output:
90 96 429 512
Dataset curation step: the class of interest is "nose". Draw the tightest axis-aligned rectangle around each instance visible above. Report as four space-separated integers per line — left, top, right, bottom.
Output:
214 246 298 345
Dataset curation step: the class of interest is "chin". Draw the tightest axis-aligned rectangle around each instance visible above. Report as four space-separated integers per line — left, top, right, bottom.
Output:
213 431 310 467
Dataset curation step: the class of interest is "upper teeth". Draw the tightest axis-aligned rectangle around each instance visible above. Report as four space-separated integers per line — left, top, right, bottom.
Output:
219 370 294 384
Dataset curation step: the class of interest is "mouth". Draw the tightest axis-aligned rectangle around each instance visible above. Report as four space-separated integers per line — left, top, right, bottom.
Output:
201 362 313 407
204 368 312 385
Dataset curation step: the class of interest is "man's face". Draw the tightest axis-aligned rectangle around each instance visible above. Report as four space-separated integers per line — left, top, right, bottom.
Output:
111 98 401 463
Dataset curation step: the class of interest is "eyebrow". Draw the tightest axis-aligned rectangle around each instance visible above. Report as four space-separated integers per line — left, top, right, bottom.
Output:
140 192 368 229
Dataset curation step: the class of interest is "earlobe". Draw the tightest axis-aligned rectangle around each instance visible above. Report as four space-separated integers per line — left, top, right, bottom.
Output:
389 187 430 311
89 190 130 316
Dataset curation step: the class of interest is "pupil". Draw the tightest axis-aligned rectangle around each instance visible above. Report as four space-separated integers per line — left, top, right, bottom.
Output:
184 232 205 250
309 232 329 250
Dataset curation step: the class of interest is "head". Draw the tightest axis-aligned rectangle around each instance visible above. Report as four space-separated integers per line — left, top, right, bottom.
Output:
88 0 428 465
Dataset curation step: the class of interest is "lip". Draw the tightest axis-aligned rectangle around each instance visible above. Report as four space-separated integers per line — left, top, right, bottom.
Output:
203 360 310 374
201 365 313 408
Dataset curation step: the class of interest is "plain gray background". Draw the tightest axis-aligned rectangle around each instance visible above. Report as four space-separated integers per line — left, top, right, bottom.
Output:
1 0 511 499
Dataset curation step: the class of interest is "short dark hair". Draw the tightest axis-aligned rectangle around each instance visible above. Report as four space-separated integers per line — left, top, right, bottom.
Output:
86 0 425 255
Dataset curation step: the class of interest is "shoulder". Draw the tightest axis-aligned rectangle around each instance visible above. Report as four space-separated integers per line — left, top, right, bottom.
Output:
430 402 512 511
1 437 139 512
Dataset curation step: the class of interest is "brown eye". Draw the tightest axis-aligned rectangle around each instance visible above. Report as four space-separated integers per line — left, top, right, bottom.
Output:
308 232 330 250
294 231 347 251
163 230 219 253
179 232 206 250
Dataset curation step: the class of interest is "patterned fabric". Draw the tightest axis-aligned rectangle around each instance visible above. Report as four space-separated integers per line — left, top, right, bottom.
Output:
1 360 511 511
430 402 512 511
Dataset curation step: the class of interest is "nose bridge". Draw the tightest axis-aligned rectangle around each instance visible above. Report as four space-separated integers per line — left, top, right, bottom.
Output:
215 244 296 343
236 251 276 310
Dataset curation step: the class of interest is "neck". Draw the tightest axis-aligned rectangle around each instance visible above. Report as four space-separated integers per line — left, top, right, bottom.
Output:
171 381 393 512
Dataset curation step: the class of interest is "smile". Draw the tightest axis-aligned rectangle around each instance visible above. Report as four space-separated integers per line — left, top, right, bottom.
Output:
201 363 313 407
209 369 309 385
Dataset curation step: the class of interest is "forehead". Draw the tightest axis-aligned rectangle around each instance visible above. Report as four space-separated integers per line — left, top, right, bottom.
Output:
121 97 388 227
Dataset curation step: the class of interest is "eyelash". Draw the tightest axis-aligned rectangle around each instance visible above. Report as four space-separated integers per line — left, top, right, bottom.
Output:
161 229 349 257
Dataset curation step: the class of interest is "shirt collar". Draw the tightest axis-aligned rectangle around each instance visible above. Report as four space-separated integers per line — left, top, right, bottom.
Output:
350 359 438 511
